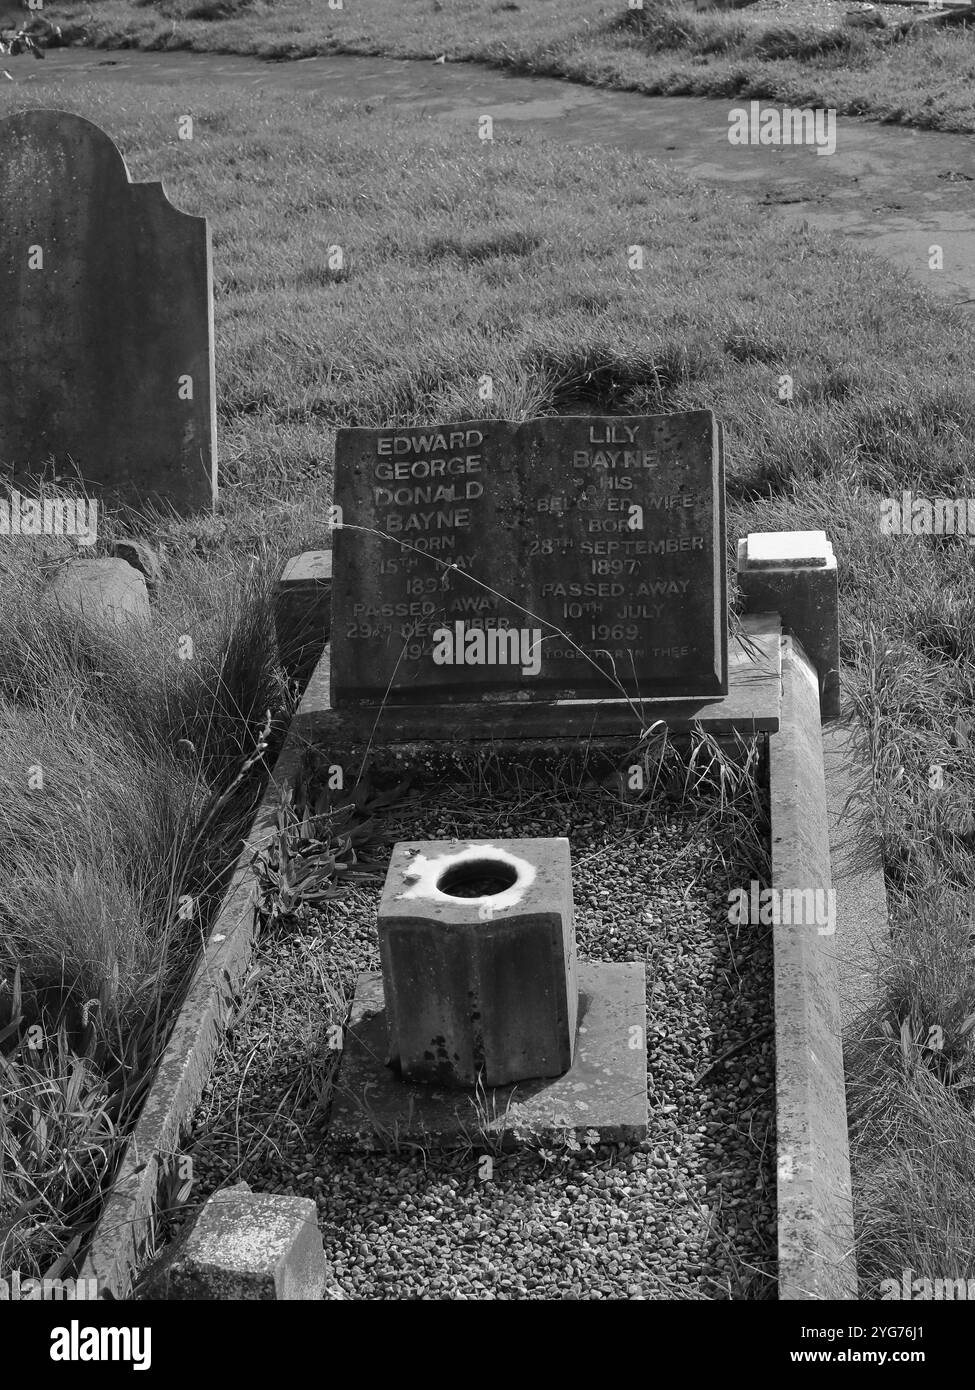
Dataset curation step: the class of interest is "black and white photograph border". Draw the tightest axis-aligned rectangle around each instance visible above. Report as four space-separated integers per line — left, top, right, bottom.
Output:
1 0 973 1348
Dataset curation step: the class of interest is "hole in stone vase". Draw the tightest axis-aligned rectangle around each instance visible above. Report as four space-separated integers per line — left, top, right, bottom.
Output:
437 858 518 899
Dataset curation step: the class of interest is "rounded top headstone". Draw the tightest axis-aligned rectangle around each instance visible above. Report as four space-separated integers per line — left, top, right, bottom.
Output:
0 108 133 202
0 108 217 513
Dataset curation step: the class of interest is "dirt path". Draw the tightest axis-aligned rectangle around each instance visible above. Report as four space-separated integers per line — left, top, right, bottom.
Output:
7 46 975 311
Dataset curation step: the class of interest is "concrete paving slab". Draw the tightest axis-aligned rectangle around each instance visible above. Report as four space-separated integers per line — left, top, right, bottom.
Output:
328 961 648 1149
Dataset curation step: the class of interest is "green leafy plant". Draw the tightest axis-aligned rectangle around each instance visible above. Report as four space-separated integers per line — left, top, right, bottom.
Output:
252 774 395 925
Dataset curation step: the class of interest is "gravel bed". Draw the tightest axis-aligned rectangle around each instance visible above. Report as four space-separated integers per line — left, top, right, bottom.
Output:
162 754 776 1300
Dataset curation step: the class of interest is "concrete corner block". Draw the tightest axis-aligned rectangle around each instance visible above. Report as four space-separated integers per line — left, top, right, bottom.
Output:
737 531 839 720
274 549 332 687
166 1186 325 1301
47 557 150 628
379 839 577 1086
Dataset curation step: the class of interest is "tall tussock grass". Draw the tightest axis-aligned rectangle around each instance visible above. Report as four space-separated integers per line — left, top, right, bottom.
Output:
0 504 293 1278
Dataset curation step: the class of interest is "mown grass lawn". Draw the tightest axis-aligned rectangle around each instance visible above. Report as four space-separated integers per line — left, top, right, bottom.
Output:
1 67 974 1291
36 0 975 134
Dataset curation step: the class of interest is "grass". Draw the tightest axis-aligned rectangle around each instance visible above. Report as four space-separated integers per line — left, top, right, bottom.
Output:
32 0 975 134
1 64 973 1289
0 484 332 1276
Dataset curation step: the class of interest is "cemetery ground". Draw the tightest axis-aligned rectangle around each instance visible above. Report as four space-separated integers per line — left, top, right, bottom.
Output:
2 71 975 1297
38 0 975 135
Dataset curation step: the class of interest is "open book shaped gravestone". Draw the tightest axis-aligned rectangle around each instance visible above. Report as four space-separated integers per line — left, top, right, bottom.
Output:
320 411 785 740
0 109 217 512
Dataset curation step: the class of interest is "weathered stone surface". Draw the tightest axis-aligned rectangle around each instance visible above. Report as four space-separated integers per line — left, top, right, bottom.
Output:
0 109 217 513
110 538 163 592
294 611 782 745
329 962 648 1148
770 636 857 1300
164 1186 326 1301
379 839 577 1086
331 412 726 705
737 530 839 719
274 549 332 687
741 530 831 569
47 557 149 627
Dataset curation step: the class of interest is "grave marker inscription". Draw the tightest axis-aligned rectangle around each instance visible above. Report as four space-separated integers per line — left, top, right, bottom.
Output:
0 109 217 512
331 411 726 705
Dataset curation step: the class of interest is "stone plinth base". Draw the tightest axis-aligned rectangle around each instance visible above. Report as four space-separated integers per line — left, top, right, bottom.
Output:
328 962 648 1149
